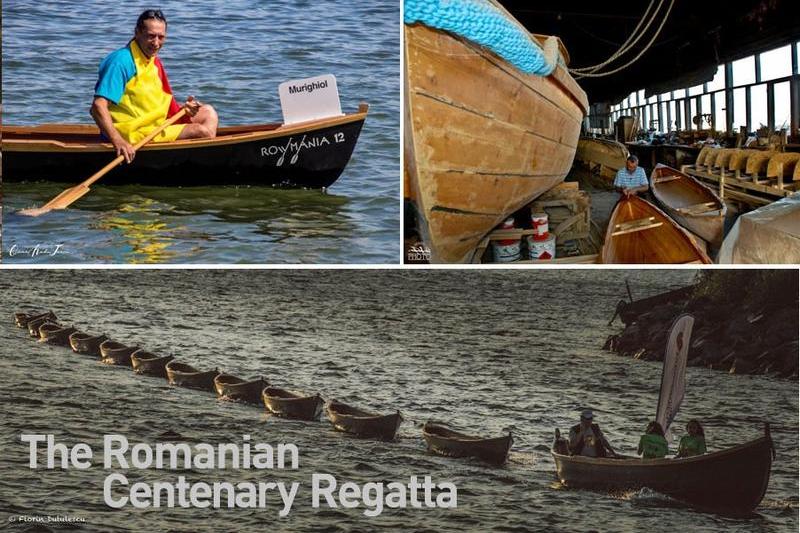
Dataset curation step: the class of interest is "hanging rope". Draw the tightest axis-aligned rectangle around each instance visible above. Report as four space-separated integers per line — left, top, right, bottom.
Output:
570 0 676 79
571 0 661 73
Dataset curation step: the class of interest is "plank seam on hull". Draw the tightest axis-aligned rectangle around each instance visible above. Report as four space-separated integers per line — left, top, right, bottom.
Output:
413 91 580 150
473 40 587 117
430 169 568 179
407 34 585 127
430 205 500 217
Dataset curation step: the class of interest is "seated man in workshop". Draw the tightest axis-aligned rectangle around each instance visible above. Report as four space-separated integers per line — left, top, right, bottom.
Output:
90 9 218 164
614 155 649 197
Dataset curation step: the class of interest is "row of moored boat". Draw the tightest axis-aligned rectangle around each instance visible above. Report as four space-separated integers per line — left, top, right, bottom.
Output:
14 310 513 465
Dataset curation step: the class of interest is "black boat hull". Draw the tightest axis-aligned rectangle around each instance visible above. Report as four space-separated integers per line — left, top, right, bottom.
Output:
3 120 365 189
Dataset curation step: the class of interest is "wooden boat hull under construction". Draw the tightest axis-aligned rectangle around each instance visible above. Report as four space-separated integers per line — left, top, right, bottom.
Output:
325 400 402 440
1 104 368 189
575 138 629 182
15 310 56 328
69 332 109 357
404 2 588 263
601 195 712 264
651 164 726 245
551 426 774 516
38 324 77 346
262 387 324 421
422 422 512 465
99 340 138 367
131 350 174 377
214 375 268 404
165 361 219 391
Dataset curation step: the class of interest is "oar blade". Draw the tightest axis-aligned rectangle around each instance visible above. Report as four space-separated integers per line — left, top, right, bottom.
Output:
17 185 91 217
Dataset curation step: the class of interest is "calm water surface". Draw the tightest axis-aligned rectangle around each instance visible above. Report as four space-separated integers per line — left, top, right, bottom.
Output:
0 270 796 532
1 0 399 263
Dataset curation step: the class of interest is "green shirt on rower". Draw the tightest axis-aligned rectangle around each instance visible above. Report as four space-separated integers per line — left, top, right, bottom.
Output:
638 433 668 459
677 435 707 458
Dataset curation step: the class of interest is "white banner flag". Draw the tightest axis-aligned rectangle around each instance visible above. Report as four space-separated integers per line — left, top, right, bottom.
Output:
656 314 694 440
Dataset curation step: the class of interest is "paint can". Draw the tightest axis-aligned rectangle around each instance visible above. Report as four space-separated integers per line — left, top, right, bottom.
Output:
492 217 520 262
528 234 556 260
531 212 549 240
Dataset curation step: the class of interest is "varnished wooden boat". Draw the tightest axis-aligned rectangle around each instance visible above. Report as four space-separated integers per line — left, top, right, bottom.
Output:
14 310 56 328
1 104 368 189
650 164 727 245
262 387 324 420
38 323 77 346
165 361 220 391
601 195 712 264
575 138 629 182
214 374 268 404
551 425 774 516
28 316 57 338
404 0 588 262
99 340 139 367
131 350 174 377
69 332 109 357
325 400 402 440
422 421 513 465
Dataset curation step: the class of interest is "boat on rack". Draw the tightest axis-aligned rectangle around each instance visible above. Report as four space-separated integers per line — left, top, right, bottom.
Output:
650 164 726 245
28 316 57 338
69 332 109 357
551 425 774 516
422 421 513 465
1 104 369 189
601 195 712 264
325 400 402 440
214 374 268 404
404 0 588 263
575 137 629 183
38 323 77 346
131 350 174 377
165 361 219 391
99 340 138 367
262 387 324 420
15 310 56 328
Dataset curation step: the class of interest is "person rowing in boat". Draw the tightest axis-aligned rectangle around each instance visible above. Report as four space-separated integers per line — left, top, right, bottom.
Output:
614 155 649 197
568 410 619 458
637 421 668 459
675 419 707 458
90 9 219 164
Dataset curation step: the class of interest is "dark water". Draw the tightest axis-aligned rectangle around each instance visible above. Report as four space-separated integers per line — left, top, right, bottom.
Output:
0 270 796 532
1 0 399 263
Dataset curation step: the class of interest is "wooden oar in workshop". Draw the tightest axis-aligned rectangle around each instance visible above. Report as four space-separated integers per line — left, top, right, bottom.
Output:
18 108 188 217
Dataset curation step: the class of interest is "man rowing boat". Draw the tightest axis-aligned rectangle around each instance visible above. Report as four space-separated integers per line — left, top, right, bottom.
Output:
90 9 218 163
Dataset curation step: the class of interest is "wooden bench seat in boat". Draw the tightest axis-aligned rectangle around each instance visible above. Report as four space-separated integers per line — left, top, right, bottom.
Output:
611 216 663 236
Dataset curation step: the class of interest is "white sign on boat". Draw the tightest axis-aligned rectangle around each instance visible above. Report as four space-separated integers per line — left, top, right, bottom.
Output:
279 74 343 125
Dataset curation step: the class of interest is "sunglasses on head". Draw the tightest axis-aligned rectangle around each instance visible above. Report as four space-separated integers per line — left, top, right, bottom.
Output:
142 9 165 21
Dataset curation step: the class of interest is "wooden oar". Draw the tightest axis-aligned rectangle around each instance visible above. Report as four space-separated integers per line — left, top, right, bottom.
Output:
18 108 188 217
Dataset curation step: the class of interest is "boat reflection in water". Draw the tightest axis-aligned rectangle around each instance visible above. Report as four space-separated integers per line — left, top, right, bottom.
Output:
84 188 353 263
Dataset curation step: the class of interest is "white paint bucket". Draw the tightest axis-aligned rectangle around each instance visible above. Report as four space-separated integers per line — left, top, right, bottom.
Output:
528 234 556 260
531 213 549 240
493 241 521 262
493 217 520 262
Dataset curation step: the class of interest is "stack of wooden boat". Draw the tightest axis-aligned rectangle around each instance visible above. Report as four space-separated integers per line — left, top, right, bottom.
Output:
404 0 588 263
689 147 800 195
